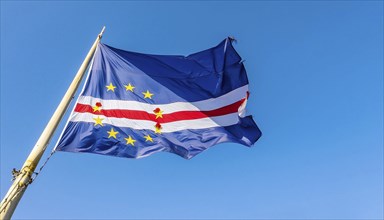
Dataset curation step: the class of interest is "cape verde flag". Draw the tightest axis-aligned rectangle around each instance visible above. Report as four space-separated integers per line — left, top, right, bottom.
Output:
55 38 262 159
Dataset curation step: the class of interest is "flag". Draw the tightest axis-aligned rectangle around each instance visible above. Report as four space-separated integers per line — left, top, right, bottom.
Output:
55 38 261 159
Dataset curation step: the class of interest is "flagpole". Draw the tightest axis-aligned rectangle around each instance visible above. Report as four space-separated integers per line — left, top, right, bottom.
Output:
0 26 106 220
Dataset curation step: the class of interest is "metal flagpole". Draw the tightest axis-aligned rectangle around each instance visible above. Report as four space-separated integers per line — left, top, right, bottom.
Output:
0 26 106 220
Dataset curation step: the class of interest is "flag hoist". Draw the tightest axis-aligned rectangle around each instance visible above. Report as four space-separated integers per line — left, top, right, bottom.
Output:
0 27 106 220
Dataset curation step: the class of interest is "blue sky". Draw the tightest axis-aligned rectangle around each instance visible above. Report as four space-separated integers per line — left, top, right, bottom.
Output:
1 1 383 219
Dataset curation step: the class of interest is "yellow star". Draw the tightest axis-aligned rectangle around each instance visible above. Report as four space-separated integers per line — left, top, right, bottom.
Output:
93 116 104 126
124 83 135 92
106 83 116 92
144 134 153 142
155 126 162 134
92 105 101 112
142 90 154 99
125 135 136 146
107 128 119 139
154 110 164 119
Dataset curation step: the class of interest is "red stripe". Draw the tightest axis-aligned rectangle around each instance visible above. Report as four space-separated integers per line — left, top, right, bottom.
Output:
74 99 245 123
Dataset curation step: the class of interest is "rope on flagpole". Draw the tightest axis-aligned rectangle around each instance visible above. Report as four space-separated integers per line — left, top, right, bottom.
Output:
1 132 56 214
31 150 56 182
0 184 24 214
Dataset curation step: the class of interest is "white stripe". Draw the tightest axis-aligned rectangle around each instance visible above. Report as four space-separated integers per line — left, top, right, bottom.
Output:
70 112 240 133
77 85 248 113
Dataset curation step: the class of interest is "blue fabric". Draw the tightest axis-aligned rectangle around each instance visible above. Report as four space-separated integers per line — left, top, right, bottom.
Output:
57 116 260 159
82 39 248 103
56 38 261 159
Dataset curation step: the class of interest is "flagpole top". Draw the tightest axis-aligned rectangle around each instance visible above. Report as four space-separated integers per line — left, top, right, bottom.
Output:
98 26 106 39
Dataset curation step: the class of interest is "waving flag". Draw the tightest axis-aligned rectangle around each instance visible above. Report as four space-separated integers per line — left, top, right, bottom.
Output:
55 38 261 159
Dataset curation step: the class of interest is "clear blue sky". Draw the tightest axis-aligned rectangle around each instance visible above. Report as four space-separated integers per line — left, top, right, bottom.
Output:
1 1 383 219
